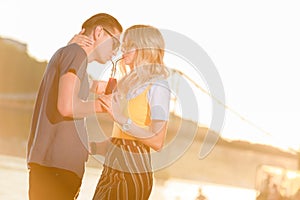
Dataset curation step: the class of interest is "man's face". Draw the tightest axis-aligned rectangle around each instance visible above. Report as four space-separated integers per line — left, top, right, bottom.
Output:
93 28 121 64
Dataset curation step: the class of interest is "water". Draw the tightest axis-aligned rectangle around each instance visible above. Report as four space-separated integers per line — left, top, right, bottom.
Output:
0 155 256 200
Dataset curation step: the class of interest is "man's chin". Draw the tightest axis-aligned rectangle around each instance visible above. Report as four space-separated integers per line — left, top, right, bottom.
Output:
97 59 107 64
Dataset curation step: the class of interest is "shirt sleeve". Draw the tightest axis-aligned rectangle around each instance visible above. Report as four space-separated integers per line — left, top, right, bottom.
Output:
148 80 171 121
59 44 87 78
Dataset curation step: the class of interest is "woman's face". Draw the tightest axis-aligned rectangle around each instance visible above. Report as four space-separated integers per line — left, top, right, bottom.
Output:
121 39 136 67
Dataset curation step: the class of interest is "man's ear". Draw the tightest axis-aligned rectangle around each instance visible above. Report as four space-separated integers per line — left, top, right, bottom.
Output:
93 25 104 41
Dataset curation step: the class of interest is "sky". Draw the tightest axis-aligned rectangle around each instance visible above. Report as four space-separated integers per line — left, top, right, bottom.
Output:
1 0 300 151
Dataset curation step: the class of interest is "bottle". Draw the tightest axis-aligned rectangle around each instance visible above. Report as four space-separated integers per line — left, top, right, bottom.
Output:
104 77 117 94
104 58 122 94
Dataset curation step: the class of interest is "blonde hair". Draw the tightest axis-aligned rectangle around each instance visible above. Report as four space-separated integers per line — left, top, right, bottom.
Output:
117 25 169 95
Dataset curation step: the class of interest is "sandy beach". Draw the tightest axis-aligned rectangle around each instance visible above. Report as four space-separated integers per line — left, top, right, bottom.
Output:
0 154 256 200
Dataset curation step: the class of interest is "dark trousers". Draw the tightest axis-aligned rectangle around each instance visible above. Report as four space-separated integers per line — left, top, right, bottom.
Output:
28 163 82 200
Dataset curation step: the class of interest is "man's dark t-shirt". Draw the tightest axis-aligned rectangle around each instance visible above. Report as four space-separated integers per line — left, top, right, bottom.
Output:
27 43 89 178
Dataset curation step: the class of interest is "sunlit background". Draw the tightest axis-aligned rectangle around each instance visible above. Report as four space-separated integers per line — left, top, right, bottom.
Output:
1 0 300 199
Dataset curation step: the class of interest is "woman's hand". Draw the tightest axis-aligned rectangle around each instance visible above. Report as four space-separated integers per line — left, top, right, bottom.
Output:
68 28 94 47
99 93 127 124
98 93 112 114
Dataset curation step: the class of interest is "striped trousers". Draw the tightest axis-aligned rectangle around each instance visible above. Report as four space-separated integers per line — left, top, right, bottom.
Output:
92 138 153 200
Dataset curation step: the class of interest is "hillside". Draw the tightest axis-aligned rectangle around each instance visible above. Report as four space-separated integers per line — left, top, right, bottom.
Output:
0 37 46 93
0 37 47 140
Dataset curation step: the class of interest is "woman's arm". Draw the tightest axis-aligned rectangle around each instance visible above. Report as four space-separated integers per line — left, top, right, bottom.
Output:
99 83 170 151
125 119 168 151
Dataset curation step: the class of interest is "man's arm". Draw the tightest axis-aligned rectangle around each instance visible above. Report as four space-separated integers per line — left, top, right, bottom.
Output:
90 80 107 94
57 72 104 118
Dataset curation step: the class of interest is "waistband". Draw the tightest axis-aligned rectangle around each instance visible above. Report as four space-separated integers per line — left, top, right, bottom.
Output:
110 137 150 152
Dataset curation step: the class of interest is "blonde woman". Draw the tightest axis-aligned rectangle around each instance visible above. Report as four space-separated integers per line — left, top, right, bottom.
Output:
93 25 171 200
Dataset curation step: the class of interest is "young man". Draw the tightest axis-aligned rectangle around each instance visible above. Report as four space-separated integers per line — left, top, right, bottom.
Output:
26 13 122 200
